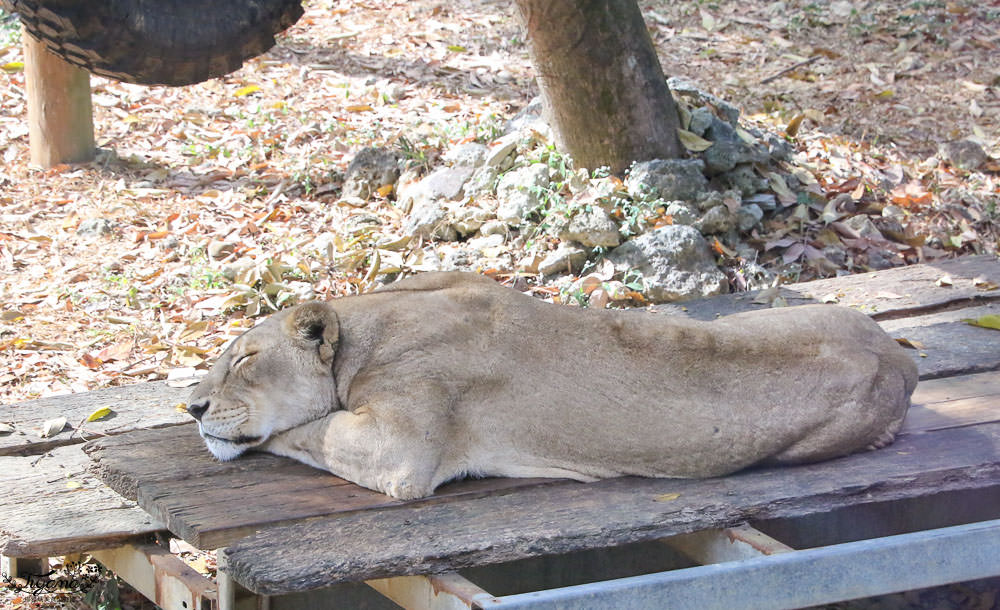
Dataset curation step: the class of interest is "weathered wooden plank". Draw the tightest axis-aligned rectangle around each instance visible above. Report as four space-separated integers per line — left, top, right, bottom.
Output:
902 372 1000 434
85 423 558 549
654 255 999 321
0 445 165 557
218 421 1000 594
0 380 194 456
881 303 1000 379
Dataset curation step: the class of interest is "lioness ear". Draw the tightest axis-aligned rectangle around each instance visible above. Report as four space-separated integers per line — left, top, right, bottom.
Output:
287 301 340 365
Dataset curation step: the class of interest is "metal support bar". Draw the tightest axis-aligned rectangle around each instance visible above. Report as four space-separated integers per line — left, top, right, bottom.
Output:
92 544 218 610
1 555 48 579
489 519 1000 609
664 524 794 564
366 572 500 610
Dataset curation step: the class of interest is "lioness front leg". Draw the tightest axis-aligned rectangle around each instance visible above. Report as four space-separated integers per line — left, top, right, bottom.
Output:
262 409 445 500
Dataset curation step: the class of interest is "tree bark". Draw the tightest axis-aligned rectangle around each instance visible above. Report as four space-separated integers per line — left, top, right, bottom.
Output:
514 0 682 175
23 30 95 167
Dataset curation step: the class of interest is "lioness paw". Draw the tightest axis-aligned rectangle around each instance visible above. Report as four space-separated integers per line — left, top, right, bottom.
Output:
381 478 432 500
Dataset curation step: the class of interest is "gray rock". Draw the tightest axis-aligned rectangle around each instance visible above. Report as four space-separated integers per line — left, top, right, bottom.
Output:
342 147 402 200
76 218 113 237
465 165 501 197
713 164 767 197
440 246 480 271
626 159 708 202
478 219 508 237
442 143 489 168
495 164 551 225
538 242 589 276
467 234 505 252
687 107 715 136
505 97 544 134
702 118 764 175
557 208 622 248
608 225 728 303
693 190 739 212
867 250 895 270
763 133 794 162
207 240 236 259
939 139 989 171
452 206 492 237
398 166 476 236
483 132 522 168
694 205 734 234
744 192 778 212
667 77 740 124
843 215 884 240
736 204 764 232
404 200 456 241
416 166 475 202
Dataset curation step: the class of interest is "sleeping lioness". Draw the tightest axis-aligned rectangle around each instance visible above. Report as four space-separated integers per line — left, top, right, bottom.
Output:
187 271 917 500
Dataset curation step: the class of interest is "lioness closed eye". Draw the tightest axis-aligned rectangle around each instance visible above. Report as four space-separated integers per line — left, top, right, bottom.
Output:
188 271 917 500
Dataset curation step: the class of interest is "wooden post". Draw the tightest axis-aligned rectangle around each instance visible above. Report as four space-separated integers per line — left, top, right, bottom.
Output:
23 30 95 167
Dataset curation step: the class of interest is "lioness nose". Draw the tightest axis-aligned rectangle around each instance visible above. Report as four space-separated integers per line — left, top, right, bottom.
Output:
187 398 210 421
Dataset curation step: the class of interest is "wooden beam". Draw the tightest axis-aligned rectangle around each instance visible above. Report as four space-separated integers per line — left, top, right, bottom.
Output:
23 29 95 167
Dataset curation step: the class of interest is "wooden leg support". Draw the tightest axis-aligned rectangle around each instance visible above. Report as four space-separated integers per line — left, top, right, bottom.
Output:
366 572 499 610
22 28 95 167
91 544 218 610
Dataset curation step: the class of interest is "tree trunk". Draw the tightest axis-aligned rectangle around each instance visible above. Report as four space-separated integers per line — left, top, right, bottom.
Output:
514 0 682 175
24 30 95 167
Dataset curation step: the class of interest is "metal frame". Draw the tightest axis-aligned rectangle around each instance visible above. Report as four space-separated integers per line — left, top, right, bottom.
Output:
8 518 999 609
91 544 219 610
474 519 1000 609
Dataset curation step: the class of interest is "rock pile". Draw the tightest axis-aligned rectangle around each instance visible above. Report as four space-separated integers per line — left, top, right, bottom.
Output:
335 81 862 305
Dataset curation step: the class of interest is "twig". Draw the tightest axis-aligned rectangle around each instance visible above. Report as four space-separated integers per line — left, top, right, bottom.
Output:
760 55 821 85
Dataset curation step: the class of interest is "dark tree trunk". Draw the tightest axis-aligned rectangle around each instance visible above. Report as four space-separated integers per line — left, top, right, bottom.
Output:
514 0 682 175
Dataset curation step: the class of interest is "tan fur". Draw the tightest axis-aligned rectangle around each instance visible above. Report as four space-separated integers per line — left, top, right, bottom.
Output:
188 272 918 499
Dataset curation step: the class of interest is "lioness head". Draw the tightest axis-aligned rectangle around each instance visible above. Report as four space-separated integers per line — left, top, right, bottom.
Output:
187 302 341 461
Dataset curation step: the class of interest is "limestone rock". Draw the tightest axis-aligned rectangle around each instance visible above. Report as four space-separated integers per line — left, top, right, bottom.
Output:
664 202 699 226
667 77 740 124
608 225 728 303
207 240 236 259
342 147 402 200
701 118 765 175
940 139 989 171
713 164 767 197
538 242 588 276
626 159 708 203
687 106 715 137
557 208 622 248
736 204 764 231
442 143 489 168
495 164 551 225
76 218 113 237
694 205 735 234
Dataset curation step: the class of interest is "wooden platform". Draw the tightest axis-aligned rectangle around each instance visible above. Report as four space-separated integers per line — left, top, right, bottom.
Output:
3 255 999 602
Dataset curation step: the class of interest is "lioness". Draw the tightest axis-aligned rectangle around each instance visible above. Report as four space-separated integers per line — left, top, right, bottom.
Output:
188 272 917 500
